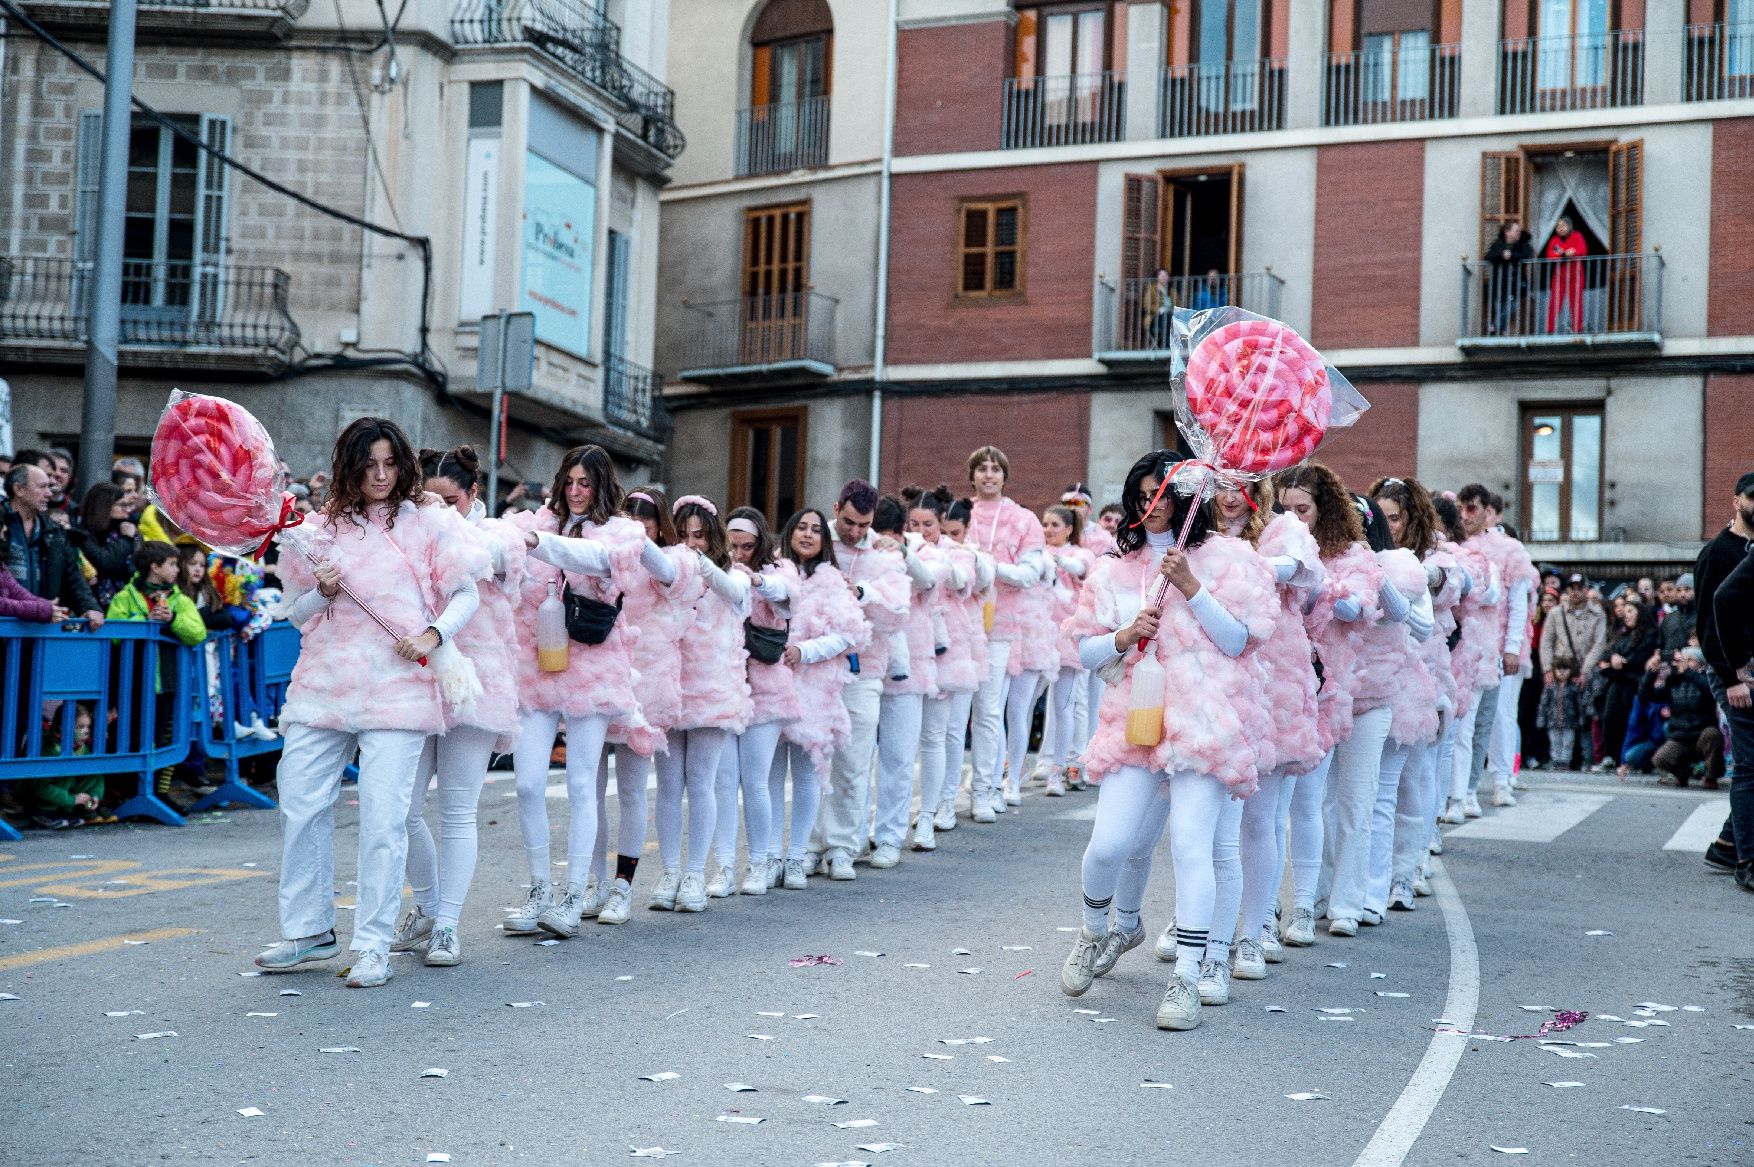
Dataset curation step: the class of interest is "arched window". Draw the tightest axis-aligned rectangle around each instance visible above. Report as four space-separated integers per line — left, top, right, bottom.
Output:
740 0 833 175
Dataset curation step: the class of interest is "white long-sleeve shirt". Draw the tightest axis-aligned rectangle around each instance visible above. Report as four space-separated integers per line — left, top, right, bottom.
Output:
285 574 478 641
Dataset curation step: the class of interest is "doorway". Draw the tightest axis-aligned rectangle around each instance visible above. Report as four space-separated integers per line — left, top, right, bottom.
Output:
1164 167 1242 310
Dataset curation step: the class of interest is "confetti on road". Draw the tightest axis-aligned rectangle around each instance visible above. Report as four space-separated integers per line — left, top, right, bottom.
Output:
1091 1017 1118 1024
717 1115 764 1125
1619 1105 1667 1115
1544 1082 1585 1088
756 1011 785 1017
834 1119 880 1129
134 1031 177 1040
903 964 930 969
853 951 885 958
1265 1006 1287 1013
1140 1081 1174 1090
956 968 983 975
629 1147 679 1158
535 939 560 947
1490 1147 1529 1155
1000 946 1032 951
1369 973 1387 979
639 1072 680 1082
1376 992 1411 998
1682 1005 1707 1012
857 1144 903 1154
421 1068 449 1079
793 1014 820 1019
789 955 843 967
725 1083 757 1093
802 1095 848 1106
951 948 973 956
412 1001 432 1009
104 1010 144 1017
746 1034 774 1041
905 1087 937 1094
427 1155 452 1164
279 990 302 997
507 1001 544 1008
957 1096 990 1106
922 1054 953 1061
245 1012 277 1018
320 1047 362 1054
237 1108 265 1118
1584 930 1614 936
1072 1009 1101 1015
1285 1093 1329 1101
1544 1047 1597 1059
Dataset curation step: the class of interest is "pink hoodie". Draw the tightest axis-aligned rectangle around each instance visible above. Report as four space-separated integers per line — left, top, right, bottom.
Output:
967 497 1045 642
781 563 872 778
1048 543 1096 672
1252 513 1326 777
835 537 910 680
611 543 696 757
1470 527 1539 666
1363 548 1440 746
447 515 527 749
1447 539 1499 716
883 538 942 699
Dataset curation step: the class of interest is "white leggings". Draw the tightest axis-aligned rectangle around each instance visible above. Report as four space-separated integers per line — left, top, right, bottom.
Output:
1080 766 1226 978
917 693 955 825
513 709 611 887
1074 670 1104 764
969 639 1013 800
874 692 925 848
1049 668 1083 768
1238 769 1291 941
405 725 495 928
1322 705 1394 921
654 727 729 875
591 746 651 884
1207 794 1247 958
1287 750 1333 913
1425 715 1458 855
766 741 824 863
1367 740 1428 914
933 689 976 813
713 721 783 870
1004 669 1046 790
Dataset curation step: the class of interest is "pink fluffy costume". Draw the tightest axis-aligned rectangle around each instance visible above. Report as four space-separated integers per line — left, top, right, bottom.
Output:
921 535 991 835
870 535 948 858
1042 540 1097 792
965 497 1046 814
267 498 487 973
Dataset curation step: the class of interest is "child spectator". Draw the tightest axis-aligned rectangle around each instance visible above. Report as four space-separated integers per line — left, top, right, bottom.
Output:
108 540 208 809
1537 660 1587 770
28 705 107 830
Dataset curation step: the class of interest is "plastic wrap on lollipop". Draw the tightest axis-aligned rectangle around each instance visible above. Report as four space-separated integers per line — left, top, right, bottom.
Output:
147 390 297 558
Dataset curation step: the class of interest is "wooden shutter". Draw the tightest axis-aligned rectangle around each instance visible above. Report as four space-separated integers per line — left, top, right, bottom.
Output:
751 44 772 106
1608 138 1643 330
192 113 231 326
75 110 104 265
1479 149 1525 256
1121 172 1163 283
1227 163 1245 276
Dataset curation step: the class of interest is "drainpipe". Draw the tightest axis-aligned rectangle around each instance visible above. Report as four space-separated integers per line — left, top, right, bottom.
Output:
867 0 898 487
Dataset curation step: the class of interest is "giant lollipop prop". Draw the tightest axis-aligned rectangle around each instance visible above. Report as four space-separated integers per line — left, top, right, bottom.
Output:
147 390 425 664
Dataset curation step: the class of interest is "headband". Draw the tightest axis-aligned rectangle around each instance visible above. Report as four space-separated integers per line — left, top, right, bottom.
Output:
672 494 718 517
627 491 654 507
1060 490 1093 508
726 517 760 536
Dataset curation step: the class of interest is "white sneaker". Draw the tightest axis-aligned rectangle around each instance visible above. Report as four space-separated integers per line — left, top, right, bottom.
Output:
766 857 784 889
1152 921 1177 963
424 924 460 967
390 906 433 953
1360 909 1384 927
1260 924 1285 964
538 887 586 937
675 872 707 912
1029 761 1052 784
1060 926 1103 997
870 843 901 869
1440 799 1467 825
1197 958 1231 1005
911 822 936 852
801 852 823 877
1155 975 1202 1030
1412 875 1433 898
740 867 767 896
582 877 608 918
1232 937 1267 980
1092 922 1143 978
1284 907 1317 947
705 866 736 899
933 801 957 831
972 798 997 824
783 858 807 890
253 931 339 972
1328 917 1358 938
1044 767 1066 797
344 949 392 989
248 714 278 740
1388 879 1416 911
648 868 680 911
1462 793 1484 818
1488 784 1517 808
502 883 552 936
597 878 633 924
1429 835 1444 855
828 854 855 881
1003 784 1022 807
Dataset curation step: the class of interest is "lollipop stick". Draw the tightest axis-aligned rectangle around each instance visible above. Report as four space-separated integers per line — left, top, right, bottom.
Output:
292 544 428 667
1137 496 1205 651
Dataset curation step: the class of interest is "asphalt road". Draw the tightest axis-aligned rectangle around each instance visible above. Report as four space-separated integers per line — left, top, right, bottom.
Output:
2 765 1750 1167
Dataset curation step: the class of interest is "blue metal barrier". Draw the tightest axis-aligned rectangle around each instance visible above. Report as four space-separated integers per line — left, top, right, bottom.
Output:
0 618 198 839
189 622 297 813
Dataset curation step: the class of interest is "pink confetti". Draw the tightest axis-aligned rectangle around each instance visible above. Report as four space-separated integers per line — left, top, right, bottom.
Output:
1431 1010 1591 1042
1012 969 1035 981
787 955 843 968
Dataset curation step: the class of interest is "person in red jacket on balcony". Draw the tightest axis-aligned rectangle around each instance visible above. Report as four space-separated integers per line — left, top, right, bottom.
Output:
1544 216 1588 334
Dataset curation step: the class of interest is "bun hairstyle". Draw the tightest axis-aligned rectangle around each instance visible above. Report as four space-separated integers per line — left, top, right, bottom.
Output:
1354 492 1395 554
725 505 777 569
1114 449 1212 558
1368 475 1438 557
1275 462 1364 559
873 494 908 536
419 445 482 495
1044 503 1083 545
945 495 974 526
899 483 952 517
1432 494 1466 545
623 485 677 546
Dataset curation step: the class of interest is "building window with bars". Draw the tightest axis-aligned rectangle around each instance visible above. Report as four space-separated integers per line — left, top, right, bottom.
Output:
956 198 1025 299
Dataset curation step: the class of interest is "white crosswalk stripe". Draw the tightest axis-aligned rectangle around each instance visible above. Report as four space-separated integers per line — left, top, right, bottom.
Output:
1662 799 1731 852
1445 790 1614 843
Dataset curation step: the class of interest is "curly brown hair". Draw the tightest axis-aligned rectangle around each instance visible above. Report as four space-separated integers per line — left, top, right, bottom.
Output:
1275 463 1363 559
325 417 424 529
547 445 624 527
1368 476 1438 557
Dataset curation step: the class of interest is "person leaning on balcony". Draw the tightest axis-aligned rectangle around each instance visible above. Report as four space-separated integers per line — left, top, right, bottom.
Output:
1 463 104 628
1484 221 1534 335
1543 217 1588 334
1141 268 1176 348
1190 269 1228 312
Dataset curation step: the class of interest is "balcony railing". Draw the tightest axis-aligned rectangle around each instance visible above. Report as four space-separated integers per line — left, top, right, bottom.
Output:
0 256 299 368
602 352 669 441
1685 22 1754 102
1094 272 1285 359
16 0 309 32
1160 58 1286 138
677 291 838 382
1001 72 1126 149
450 0 683 158
1458 252 1662 351
1498 31 1643 114
1323 43 1460 126
736 96 830 176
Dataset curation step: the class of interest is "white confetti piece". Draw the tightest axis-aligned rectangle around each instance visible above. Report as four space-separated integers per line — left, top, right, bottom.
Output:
69 853 93 859
801 1095 848 1106
792 1013 819 1019
1574 1042 1612 1049
1072 1009 1102 1015
615 975 635 982
746 1034 774 1041
922 1053 953 1060
1682 1005 1706 1013
957 1096 990 1106
122 940 149 946
279 989 302 997
630 1148 679 1158
1369 972 1387 980
237 1107 265 1118
951 948 972 956
1519 1005 1558 1012
756 1011 785 1017
1376 992 1411 998
0 919 21 925
1595 1014 1625 1022
905 1086 938 1094
1000 946 1032 951
1584 930 1614 936
725 1083 757 1092
717 1114 764 1125
1613 1037 1644 1044
242 862 259 868
1620 1105 1666 1115
27 897 54 903
104 1010 144 1017
1316 1008 1359 1015
857 1144 903 1154
507 1001 544 1008
1091 1017 1118 1024
412 1001 432 1009
1734 1024 1754 1030
1264 1006 1287 1013
1285 1093 1330 1101
834 1118 880 1129
903 963 931 969
853 950 885 958
134 1031 177 1040
1490 1147 1529 1155
987 1055 1010 1063
238 972 263 978
1139 1081 1174 1090
420 1068 448 1079
1545 1047 1597 1059
1326 961 1347 968
426 1155 451 1163
535 939 560 947
1320 1016 1356 1023
1634 1002 1677 1012
639 1072 680 1082
245 1012 277 1018
0 994 21 1001
957 968 983 975
1056 926 1078 932
1544 1081 1585 1088
320 1046 362 1054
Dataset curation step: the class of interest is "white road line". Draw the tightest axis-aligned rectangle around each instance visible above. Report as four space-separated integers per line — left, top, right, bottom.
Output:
1351 857 1480 1167
1662 799 1731 852
1445 790 1613 843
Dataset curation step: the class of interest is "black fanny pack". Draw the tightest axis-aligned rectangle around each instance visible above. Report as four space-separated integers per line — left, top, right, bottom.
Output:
563 585 623 646
744 620 789 665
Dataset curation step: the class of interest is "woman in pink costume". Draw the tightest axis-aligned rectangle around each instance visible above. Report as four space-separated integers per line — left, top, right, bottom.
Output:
911 489 992 838
1038 504 1095 797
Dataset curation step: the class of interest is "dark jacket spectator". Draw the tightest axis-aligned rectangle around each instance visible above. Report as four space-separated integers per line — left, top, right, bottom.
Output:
1693 481 1754 691
1597 598 1658 763
69 482 141 609
1642 659 1719 743
1658 599 1696 657
1711 545 1754 687
1 464 103 623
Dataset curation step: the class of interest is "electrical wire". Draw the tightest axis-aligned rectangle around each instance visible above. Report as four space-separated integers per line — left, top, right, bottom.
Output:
332 0 402 229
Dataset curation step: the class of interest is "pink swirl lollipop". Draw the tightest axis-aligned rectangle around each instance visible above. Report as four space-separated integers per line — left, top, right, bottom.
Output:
149 392 291 554
1185 318 1333 474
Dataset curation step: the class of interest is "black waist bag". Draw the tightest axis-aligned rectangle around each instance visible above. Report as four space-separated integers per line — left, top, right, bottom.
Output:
744 620 789 665
563 585 623 646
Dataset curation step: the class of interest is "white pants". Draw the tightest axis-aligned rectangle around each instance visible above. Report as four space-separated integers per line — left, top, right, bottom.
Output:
917 692 956 828
766 741 824 863
1207 793 1247 956
1004 670 1046 792
1489 671 1525 784
874 692 925 849
968 638 1014 803
275 722 427 954
1321 704 1392 922
713 721 784 870
1458 682 1500 797
811 676 883 859
1074 669 1104 765
1288 751 1333 912
513 709 611 886
934 689 976 813
1422 710 1456 860
1240 769 1291 938
1049 668 1083 768
1367 740 1429 913
591 746 650 884
655 727 729 875
405 725 495 928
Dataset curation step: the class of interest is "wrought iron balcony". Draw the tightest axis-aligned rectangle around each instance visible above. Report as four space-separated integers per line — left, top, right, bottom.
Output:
1498 31 1643 115
1001 72 1126 150
736 96 830 176
1094 272 1285 362
13 0 309 36
0 256 299 371
1323 43 1460 126
602 352 669 441
1458 252 1662 352
1685 22 1754 102
676 291 838 383
1160 59 1286 137
605 54 686 160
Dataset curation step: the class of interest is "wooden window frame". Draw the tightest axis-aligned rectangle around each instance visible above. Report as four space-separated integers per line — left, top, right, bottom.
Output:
729 407 809 526
1520 402 1604 543
954 195 1028 301
1014 2 1116 79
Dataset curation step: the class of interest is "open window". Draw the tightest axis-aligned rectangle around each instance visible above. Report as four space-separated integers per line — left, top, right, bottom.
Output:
730 407 807 527
1112 167 1244 350
742 0 832 174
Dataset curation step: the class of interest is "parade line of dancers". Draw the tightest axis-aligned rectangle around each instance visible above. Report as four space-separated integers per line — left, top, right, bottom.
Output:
255 418 1536 1030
